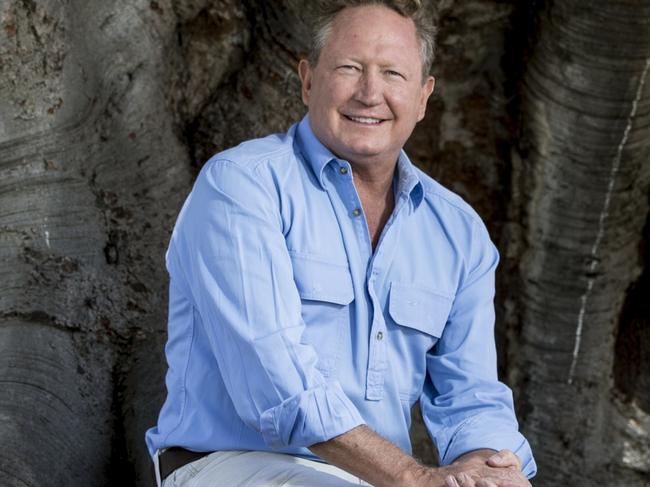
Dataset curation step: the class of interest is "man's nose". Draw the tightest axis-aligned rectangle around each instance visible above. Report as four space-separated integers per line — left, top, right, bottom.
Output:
354 71 382 105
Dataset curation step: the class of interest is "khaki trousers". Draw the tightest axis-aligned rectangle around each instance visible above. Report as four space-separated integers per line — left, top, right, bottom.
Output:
162 450 371 487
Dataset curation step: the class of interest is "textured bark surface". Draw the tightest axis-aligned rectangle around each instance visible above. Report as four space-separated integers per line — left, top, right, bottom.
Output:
504 2 650 485
0 0 193 484
0 0 649 485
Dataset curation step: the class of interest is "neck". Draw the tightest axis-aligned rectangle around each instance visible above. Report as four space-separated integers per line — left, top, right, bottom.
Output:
350 159 397 199
351 160 397 251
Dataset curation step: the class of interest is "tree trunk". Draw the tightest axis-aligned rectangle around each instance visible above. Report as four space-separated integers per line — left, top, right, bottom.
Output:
504 1 650 485
0 321 113 485
0 0 194 484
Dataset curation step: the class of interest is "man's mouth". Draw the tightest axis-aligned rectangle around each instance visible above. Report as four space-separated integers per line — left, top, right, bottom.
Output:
344 115 385 125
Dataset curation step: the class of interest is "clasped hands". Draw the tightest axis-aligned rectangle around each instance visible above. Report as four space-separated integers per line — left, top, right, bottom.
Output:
442 449 530 487
407 449 531 487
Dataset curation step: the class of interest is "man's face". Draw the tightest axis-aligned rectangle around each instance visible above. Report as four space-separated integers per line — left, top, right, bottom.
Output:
299 5 435 169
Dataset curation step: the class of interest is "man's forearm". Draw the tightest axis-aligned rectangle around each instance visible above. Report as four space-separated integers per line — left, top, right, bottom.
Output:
310 428 530 487
309 425 439 487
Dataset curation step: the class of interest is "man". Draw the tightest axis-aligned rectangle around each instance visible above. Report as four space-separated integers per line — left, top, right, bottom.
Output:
146 1 536 486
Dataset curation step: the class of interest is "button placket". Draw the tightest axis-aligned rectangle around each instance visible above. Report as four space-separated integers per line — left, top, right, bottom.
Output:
364 208 401 401
329 163 369 255
366 278 387 400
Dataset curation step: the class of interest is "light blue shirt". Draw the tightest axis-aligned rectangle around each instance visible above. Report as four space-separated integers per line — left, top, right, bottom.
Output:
146 116 536 477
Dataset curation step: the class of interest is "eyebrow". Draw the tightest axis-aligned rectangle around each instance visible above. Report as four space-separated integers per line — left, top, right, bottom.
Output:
333 56 413 73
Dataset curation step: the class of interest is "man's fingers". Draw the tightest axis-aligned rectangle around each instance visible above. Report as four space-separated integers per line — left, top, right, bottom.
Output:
475 479 498 487
445 475 460 487
486 449 520 469
457 472 476 487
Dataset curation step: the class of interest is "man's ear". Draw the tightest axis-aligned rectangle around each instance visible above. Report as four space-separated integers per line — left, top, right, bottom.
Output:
298 59 312 106
417 75 435 121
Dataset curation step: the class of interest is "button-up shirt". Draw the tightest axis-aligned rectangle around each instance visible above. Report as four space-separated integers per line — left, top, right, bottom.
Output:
145 116 536 477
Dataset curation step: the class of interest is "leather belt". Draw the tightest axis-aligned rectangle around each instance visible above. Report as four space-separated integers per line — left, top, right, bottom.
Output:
159 447 212 481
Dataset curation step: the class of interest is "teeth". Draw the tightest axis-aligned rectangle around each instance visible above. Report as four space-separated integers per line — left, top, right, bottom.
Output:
347 116 382 124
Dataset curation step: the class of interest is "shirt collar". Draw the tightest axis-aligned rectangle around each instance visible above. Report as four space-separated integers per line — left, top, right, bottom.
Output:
395 150 425 210
296 114 338 186
295 114 424 209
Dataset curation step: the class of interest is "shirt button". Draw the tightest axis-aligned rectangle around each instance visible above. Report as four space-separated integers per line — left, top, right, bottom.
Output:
339 166 348 175
376 331 383 341
352 208 361 217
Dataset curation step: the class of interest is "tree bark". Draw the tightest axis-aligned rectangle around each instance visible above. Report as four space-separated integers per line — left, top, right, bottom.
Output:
0 0 194 484
504 1 650 485
0 320 113 485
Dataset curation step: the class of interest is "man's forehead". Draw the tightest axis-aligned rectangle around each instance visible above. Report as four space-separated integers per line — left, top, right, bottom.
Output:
326 6 418 45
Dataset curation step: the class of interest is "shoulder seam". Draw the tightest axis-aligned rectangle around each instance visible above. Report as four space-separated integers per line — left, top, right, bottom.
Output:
412 165 479 222
206 148 296 175
423 187 480 223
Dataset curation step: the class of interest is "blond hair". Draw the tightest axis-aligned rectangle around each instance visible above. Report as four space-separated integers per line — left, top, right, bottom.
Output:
307 0 436 80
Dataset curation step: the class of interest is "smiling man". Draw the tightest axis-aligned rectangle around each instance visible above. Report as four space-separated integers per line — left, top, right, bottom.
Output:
146 2 536 486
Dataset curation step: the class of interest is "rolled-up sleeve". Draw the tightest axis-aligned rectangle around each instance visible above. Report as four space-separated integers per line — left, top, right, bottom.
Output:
167 158 364 448
420 219 537 478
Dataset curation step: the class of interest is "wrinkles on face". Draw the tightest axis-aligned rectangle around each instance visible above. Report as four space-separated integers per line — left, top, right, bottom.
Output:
298 5 435 172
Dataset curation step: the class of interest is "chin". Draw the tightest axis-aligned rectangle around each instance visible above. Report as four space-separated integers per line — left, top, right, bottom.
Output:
343 150 387 164
338 141 386 158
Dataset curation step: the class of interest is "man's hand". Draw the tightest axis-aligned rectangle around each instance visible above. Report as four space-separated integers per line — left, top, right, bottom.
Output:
439 449 531 487
310 428 530 487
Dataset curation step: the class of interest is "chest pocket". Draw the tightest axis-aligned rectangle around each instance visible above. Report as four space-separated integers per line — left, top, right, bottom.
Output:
389 282 452 338
290 253 354 377
388 282 454 401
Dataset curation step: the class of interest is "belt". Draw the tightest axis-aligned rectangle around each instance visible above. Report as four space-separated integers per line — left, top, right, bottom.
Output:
159 447 212 481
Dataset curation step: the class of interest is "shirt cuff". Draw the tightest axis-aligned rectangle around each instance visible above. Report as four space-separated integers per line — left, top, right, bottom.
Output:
441 415 537 479
259 380 365 449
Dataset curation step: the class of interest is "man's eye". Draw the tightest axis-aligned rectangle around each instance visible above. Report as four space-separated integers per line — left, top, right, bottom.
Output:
339 65 360 72
386 70 405 79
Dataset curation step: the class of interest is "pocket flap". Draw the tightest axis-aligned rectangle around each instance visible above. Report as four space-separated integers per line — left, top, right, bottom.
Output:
389 282 453 337
290 254 354 305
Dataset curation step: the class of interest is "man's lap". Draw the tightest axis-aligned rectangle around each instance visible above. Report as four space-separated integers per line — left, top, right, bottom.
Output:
162 450 370 487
